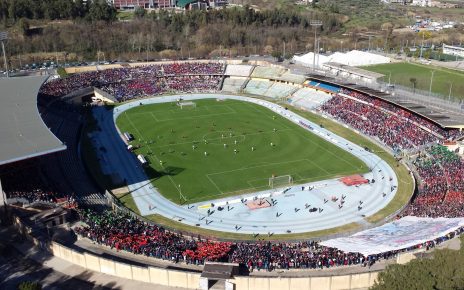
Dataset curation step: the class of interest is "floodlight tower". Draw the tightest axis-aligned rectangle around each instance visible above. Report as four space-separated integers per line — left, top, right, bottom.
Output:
310 20 322 71
0 32 8 77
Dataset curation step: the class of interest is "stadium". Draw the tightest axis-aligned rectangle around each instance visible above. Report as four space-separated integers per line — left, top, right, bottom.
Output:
1 60 464 290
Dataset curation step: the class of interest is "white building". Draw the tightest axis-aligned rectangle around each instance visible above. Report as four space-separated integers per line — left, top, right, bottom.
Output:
293 50 391 68
443 44 464 58
411 0 430 7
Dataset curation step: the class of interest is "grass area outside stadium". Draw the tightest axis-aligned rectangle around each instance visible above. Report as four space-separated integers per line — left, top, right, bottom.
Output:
363 62 464 101
116 99 368 204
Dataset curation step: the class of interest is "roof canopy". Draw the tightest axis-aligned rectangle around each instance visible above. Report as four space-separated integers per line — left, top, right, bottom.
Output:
0 76 66 166
308 74 464 129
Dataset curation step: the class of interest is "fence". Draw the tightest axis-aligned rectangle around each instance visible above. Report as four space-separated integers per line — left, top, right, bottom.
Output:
309 68 464 114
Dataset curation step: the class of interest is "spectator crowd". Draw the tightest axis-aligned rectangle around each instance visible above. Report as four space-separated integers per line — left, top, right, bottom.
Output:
321 93 440 151
403 145 464 218
0 160 64 204
39 62 225 102
75 208 463 272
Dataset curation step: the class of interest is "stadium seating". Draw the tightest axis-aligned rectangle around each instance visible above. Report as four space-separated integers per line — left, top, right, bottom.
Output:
40 62 225 100
224 64 254 77
402 145 464 218
251 66 287 79
289 88 333 110
305 80 340 93
321 93 440 151
243 79 273 96
263 83 298 99
221 77 248 93
0 159 65 205
277 72 306 84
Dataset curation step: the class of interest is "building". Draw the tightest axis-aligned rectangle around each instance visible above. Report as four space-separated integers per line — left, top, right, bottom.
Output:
112 0 154 9
175 0 227 9
443 44 464 58
111 0 226 9
411 0 431 7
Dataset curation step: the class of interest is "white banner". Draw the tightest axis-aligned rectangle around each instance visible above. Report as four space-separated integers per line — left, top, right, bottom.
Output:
321 216 464 255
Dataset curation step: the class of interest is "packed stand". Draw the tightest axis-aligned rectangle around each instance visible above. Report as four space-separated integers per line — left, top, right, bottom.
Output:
162 62 224 76
164 76 222 93
338 88 462 141
39 62 225 100
321 93 440 151
99 79 167 101
0 160 64 204
402 145 464 218
75 209 463 271
75 209 230 265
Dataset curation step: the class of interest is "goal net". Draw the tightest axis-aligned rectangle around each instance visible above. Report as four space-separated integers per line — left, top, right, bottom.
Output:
269 175 293 189
177 101 196 109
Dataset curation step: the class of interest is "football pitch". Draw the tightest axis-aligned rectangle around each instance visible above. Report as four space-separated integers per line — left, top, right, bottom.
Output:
116 99 368 203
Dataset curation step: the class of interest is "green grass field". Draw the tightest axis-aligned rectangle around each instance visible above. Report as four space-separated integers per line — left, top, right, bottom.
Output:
363 62 464 101
116 99 368 204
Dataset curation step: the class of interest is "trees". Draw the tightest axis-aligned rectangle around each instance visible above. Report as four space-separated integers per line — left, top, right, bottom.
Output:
0 5 345 65
0 0 113 22
87 0 116 22
371 235 464 290
134 6 146 19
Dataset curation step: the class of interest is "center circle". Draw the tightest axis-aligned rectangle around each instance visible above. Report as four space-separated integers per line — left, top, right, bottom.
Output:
202 130 247 145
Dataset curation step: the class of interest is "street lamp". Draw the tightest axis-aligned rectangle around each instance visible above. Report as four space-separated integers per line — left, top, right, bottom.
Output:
448 82 453 102
0 32 9 77
429 70 435 96
310 20 322 71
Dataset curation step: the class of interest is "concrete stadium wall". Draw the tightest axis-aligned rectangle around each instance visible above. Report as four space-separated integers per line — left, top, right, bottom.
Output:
48 240 384 290
48 241 201 289
229 272 379 290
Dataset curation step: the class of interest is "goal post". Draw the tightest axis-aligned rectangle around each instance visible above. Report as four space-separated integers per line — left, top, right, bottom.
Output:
269 175 293 189
177 101 196 109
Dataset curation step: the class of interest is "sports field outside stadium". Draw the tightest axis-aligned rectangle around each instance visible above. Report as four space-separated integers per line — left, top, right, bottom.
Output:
116 99 368 204
363 62 464 101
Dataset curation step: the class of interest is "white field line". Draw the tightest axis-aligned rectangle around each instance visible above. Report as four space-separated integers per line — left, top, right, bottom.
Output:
206 158 312 176
125 113 182 197
152 128 293 149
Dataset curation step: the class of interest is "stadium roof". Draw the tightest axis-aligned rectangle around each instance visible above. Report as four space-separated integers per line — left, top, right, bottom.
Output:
323 62 385 80
0 76 66 166
308 74 464 129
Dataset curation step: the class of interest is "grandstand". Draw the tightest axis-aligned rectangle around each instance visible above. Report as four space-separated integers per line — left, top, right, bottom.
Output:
262 82 298 99
243 79 273 96
221 77 248 93
289 88 333 110
304 80 341 94
277 71 306 84
308 74 464 129
251 65 287 79
224 64 254 77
